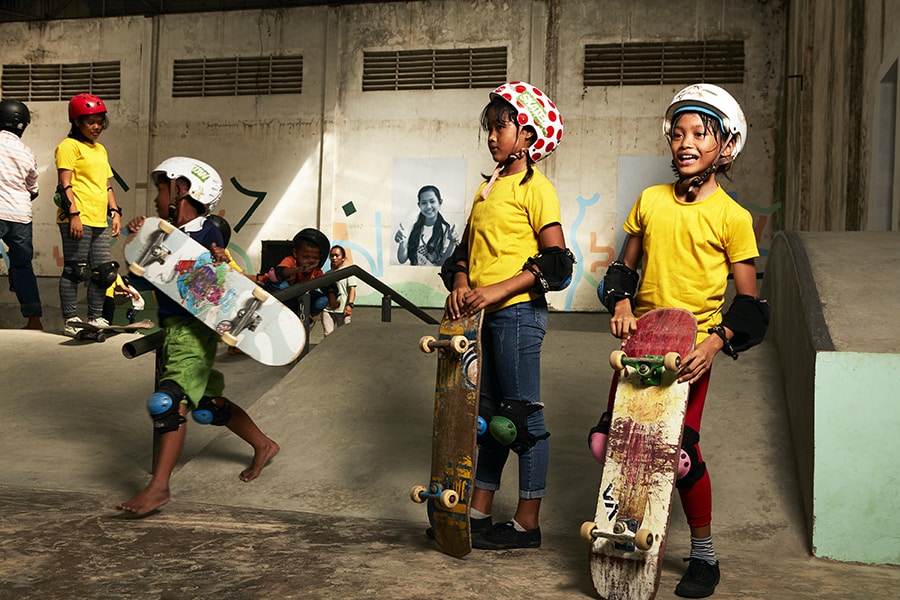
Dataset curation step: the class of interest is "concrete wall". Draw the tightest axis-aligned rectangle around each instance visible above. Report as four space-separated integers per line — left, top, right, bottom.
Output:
782 0 900 231
0 0 785 310
765 231 900 565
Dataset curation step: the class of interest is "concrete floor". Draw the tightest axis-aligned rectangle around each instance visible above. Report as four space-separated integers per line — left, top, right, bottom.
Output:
0 281 898 599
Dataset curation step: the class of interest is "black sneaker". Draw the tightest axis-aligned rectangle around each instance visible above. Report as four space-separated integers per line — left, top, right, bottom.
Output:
472 521 541 550
425 515 492 540
675 558 720 598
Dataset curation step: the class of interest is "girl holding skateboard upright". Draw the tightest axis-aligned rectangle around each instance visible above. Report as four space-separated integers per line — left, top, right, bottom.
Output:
441 82 574 549
590 84 769 598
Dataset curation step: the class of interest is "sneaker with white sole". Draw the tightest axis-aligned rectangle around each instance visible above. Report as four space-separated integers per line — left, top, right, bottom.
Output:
88 317 110 328
63 317 85 337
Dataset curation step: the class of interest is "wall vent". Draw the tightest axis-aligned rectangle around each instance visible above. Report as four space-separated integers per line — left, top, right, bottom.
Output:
1 61 120 101
584 41 744 86
363 47 507 91
172 55 303 97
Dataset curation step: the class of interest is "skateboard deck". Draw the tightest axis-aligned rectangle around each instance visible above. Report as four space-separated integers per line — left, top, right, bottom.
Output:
71 319 155 342
583 308 697 600
124 217 306 366
410 310 483 558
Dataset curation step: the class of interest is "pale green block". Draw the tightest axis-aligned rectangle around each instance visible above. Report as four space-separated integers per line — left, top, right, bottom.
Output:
813 352 900 565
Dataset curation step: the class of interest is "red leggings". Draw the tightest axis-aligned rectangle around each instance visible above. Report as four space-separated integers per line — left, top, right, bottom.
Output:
606 370 712 528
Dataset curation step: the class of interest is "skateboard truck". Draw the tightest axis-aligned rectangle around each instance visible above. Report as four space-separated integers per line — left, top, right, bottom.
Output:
129 220 175 277
419 335 468 354
220 287 269 346
581 517 654 552
610 350 681 386
410 482 459 510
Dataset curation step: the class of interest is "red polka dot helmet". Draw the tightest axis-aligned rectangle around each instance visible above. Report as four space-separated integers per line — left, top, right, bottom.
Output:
490 81 563 162
68 93 107 122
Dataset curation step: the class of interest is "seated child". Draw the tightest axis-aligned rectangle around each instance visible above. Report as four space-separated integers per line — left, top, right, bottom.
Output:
259 228 338 316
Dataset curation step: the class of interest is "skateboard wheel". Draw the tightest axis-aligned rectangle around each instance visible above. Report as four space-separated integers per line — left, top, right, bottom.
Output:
252 286 270 302
129 263 146 277
96 332 107 343
610 350 626 371
663 352 681 372
449 335 468 354
580 521 597 542
409 485 427 504
419 335 436 353
221 332 239 347
634 528 654 551
158 220 175 234
438 489 459 509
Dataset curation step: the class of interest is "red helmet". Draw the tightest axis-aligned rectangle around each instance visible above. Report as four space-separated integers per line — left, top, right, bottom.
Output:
68 93 107 121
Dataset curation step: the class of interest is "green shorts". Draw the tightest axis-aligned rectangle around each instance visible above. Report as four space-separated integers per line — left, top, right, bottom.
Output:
159 316 225 410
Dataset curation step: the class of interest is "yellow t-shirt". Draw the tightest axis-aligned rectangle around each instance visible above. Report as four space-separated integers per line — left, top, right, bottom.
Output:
623 183 758 340
54 137 113 228
466 167 562 311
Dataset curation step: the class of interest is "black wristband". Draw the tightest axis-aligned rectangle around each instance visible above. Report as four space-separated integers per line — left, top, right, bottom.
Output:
708 325 738 360
68 211 81 217
108 206 122 216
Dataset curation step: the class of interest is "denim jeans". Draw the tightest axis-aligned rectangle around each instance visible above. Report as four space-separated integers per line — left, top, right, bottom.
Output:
0 219 42 318
475 296 549 499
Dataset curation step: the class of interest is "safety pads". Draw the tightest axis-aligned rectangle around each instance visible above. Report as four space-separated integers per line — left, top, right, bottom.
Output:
486 400 550 455
439 243 469 292
62 260 90 283
721 294 770 353
192 396 232 426
90 261 119 288
147 381 187 434
597 261 639 313
523 247 576 294
675 426 707 490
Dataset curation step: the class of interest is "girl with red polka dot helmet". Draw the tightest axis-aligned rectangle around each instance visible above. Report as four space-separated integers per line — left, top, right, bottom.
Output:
488 81 563 162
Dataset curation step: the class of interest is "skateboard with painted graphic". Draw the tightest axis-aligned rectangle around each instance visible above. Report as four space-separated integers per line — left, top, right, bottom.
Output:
410 310 483 558
124 217 306 366
582 308 697 600
71 319 155 342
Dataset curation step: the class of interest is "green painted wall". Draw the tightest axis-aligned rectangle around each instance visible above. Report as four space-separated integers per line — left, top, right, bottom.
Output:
813 352 900 564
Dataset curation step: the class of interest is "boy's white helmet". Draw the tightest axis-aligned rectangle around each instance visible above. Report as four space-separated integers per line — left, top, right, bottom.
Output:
663 83 747 160
151 156 222 213
490 81 563 162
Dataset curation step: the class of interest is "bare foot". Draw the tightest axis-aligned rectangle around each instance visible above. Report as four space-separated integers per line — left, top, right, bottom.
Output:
116 487 170 516
240 439 280 482
23 317 43 331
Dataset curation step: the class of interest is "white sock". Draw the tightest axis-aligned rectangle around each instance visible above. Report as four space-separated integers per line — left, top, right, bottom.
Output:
511 519 527 532
470 508 490 520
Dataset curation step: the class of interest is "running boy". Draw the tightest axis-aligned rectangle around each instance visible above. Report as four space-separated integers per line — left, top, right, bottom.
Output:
442 82 574 550
590 84 769 597
118 157 279 516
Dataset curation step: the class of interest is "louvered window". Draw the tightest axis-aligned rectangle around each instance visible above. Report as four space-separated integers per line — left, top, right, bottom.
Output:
363 47 507 91
172 55 303 97
584 41 744 86
1 61 120 101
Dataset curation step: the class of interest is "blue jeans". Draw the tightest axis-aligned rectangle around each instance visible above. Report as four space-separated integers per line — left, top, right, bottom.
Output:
475 296 549 499
0 219 42 318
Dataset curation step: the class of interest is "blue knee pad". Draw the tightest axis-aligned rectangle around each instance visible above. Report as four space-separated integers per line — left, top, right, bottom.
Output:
192 396 232 426
148 381 186 434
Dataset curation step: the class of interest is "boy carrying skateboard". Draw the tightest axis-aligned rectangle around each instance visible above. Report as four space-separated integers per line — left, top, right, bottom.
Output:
118 157 278 516
589 84 769 598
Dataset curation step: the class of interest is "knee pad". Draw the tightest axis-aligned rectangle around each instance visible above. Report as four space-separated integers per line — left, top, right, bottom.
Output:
588 412 612 465
488 400 550 455
192 396 232 426
91 260 119 288
675 426 707 490
147 381 186 434
310 291 328 315
62 260 90 283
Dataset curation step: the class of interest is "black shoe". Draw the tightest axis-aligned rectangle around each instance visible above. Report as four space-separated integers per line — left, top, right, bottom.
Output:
675 558 720 598
425 515 492 540
472 521 541 550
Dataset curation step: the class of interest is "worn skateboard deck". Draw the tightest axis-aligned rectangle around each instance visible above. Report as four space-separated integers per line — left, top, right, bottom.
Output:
584 308 697 600
71 319 155 342
124 217 306 366
410 310 482 558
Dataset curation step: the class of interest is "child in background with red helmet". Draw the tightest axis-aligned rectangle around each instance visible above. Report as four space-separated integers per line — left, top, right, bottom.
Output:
592 84 768 598
441 82 574 550
55 93 123 336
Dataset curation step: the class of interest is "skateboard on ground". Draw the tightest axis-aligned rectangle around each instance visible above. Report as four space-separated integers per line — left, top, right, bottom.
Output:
70 319 155 342
124 217 306 366
410 310 483 558
582 307 697 600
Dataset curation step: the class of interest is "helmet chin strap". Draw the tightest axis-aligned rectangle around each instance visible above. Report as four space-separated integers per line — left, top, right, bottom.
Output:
481 132 528 199
676 133 734 201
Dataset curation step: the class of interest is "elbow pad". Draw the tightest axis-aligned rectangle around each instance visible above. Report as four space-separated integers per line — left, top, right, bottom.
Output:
721 294 770 353
523 247 576 294
597 261 639 313
439 243 469 292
